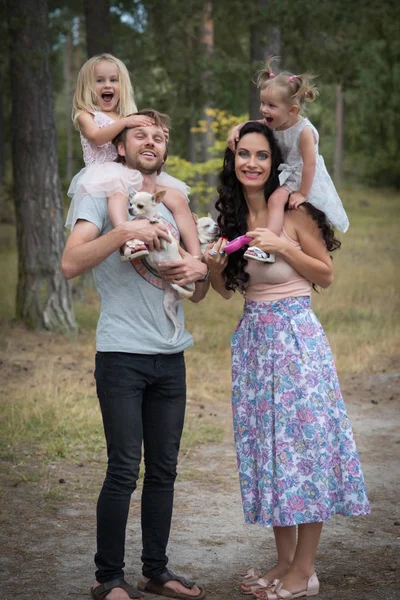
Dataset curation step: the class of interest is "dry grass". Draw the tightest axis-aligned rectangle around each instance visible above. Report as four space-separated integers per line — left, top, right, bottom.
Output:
0 184 399 463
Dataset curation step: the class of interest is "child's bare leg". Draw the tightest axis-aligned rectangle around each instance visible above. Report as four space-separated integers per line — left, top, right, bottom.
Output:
244 187 289 263
266 187 290 235
108 192 149 261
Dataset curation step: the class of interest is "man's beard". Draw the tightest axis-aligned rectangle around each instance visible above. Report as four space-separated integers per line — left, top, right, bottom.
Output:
127 153 164 175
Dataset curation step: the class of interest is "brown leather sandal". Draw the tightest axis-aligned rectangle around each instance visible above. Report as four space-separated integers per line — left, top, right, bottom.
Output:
137 569 206 599
90 577 144 599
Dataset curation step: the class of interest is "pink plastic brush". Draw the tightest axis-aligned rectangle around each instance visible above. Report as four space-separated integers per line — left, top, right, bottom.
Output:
224 235 253 254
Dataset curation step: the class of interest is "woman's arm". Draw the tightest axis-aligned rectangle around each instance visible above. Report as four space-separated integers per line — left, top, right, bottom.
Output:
246 209 333 288
204 239 234 299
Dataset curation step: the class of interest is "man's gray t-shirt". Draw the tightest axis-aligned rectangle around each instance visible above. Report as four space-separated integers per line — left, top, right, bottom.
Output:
74 195 194 354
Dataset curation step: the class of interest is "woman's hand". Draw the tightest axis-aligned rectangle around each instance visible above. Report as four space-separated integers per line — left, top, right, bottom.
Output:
246 228 286 254
204 237 228 274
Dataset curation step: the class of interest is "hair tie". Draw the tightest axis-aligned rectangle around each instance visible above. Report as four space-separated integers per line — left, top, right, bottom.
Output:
289 75 297 82
269 72 275 78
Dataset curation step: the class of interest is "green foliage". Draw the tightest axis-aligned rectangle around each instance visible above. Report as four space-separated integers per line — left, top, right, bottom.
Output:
166 109 247 211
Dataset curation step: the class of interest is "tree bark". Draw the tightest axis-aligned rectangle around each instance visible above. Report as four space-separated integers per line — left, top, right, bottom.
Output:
0 83 4 194
200 0 217 217
84 0 112 58
334 83 344 187
64 28 74 182
7 0 77 332
249 0 280 119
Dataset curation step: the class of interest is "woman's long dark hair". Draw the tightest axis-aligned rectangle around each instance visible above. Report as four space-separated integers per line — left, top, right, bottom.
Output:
215 121 341 292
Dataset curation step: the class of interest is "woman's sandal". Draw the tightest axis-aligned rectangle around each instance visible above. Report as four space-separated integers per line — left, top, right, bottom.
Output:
137 569 206 599
240 576 272 595
254 573 320 599
90 577 144 599
241 567 262 589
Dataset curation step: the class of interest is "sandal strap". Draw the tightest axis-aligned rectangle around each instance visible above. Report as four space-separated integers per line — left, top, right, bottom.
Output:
151 569 195 589
91 578 143 599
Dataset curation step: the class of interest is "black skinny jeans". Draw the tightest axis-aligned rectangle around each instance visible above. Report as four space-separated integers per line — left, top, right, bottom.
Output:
94 351 186 583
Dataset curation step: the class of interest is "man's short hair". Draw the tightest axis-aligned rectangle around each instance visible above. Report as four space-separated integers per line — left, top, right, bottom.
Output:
113 109 171 165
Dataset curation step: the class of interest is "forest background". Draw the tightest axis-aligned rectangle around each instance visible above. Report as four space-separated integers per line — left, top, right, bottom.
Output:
0 2 399 598
0 0 399 330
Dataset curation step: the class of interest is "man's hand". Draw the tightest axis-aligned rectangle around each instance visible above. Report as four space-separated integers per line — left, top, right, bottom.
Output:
157 247 207 285
122 220 170 252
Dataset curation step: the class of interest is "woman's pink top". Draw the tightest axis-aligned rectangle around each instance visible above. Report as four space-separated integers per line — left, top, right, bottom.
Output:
244 228 312 302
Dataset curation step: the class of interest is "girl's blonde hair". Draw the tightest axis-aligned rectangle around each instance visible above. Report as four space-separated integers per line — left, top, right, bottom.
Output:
72 54 138 127
256 56 318 111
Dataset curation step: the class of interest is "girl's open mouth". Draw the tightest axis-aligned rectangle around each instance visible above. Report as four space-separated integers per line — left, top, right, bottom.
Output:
102 93 114 104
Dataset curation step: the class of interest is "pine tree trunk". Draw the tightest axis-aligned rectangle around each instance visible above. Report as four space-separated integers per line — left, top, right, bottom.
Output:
64 28 74 182
249 1 280 119
0 85 4 194
200 0 217 217
84 0 112 57
7 0 77 332
334 84 344 187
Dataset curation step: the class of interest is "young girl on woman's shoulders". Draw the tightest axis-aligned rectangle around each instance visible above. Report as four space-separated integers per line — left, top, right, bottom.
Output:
66 53 200 260
228 57 349 263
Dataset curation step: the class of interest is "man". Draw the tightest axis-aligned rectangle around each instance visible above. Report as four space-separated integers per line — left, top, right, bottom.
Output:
62 110 208 600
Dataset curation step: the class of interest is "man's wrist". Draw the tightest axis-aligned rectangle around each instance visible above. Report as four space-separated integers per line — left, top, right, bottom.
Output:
197 266 210 283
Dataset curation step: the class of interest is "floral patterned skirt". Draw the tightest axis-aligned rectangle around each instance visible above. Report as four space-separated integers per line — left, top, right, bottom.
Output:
231 296 370 527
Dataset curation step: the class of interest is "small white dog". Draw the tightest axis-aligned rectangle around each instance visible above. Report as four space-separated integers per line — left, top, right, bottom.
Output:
128 189 195 344
127 190 219 343
193 213 219 255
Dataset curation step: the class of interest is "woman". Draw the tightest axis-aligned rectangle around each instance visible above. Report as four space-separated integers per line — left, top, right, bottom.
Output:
205 122 370 599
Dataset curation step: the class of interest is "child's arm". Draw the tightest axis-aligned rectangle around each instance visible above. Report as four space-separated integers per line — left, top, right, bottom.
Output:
162 188 202 257
107 192 129 228
77 112 155 147
227 119 264 151
289 127 316 209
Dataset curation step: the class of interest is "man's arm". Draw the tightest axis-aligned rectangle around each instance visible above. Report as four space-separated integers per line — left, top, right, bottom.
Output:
157 247 209 303
62 219 171 280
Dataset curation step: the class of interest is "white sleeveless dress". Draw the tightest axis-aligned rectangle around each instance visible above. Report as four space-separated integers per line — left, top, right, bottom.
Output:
274 118 349 233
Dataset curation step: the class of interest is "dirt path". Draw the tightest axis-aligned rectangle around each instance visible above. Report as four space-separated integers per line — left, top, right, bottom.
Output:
1 371 399 600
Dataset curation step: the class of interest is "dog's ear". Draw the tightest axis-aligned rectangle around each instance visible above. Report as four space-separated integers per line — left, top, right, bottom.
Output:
153 189 167 204
207 212 213 219
192 212 199 224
